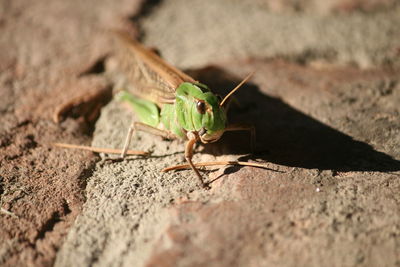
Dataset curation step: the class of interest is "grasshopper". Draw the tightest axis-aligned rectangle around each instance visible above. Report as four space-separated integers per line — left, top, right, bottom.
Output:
56 32 263 188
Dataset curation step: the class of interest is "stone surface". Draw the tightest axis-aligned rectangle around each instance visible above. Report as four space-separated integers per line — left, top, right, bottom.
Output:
139 0 400 69
55 60 400 267
0 0 144 266
1 0 400 267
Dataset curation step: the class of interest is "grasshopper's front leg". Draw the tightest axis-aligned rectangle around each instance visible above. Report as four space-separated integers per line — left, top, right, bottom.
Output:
185 131 208 189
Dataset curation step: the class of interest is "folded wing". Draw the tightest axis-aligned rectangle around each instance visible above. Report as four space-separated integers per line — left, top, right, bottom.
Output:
113 32 197 106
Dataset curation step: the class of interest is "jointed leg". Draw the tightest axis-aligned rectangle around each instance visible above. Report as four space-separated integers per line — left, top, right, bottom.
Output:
185 132 208 188
121 121 177 158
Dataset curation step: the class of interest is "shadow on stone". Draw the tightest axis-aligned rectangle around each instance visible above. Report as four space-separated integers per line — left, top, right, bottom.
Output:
188 66 400 173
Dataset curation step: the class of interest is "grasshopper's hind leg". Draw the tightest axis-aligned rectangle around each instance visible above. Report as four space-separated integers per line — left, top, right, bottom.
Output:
121 121 177 158
121 120 135 158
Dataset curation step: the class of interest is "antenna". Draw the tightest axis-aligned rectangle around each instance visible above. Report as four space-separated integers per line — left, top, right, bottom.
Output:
219 71 255 107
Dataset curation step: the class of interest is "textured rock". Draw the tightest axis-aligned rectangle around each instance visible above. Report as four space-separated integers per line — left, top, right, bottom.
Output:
139 0 400 69
2 0 400 266
55 59 400 267
0 0 144 266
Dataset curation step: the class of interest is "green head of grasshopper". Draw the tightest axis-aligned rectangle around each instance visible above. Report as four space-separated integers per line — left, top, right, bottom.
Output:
175 82 227 143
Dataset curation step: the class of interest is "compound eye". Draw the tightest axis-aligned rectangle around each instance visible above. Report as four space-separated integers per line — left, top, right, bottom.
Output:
196 100 206 114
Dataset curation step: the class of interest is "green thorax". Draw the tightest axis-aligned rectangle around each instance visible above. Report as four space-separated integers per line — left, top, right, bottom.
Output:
161 82 227 139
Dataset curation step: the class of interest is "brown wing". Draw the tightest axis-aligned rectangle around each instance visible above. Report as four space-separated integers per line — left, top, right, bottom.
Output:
113 31 197 105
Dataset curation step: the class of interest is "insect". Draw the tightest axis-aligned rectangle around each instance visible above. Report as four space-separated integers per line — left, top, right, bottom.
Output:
55 32 267 188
